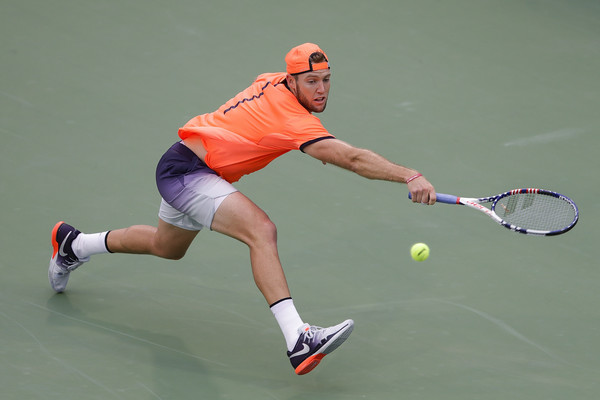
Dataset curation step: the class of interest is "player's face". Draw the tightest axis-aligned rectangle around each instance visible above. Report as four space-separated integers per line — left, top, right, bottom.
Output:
288 70 331 113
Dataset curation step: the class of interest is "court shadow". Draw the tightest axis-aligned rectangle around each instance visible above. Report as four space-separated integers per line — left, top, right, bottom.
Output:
44 293 223 399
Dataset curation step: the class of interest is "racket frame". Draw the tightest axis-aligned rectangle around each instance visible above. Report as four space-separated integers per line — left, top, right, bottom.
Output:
431 188 579 236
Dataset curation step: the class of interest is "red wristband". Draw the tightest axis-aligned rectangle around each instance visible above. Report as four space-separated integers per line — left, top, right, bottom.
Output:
406 173 422 184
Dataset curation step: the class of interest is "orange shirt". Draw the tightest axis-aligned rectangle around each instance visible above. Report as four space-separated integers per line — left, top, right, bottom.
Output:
178 72 334 183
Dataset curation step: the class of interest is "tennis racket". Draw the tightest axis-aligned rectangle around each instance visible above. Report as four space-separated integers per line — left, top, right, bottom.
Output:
409 188 579 236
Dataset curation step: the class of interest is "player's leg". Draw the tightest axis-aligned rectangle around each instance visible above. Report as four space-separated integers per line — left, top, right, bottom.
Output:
210 191 354 375
48 219 198 293
48 142 219 292
210 191 290 305
105 219 198 260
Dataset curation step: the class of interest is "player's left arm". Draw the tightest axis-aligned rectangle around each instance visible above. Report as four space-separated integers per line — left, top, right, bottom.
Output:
302 138 436 204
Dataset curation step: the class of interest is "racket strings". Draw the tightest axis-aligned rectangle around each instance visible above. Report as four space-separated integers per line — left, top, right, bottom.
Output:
494 193 576 231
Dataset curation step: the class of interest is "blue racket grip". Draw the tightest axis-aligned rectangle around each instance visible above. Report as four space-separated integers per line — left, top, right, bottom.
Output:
408 192 459 204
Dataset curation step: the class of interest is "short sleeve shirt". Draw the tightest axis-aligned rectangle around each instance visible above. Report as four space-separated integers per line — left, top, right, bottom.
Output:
178 72 334 183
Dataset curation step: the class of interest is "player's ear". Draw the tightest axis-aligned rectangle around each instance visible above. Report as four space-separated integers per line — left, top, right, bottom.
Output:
286 74 297 94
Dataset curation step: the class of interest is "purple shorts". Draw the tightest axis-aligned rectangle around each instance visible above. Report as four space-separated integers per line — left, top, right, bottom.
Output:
155 142 237 231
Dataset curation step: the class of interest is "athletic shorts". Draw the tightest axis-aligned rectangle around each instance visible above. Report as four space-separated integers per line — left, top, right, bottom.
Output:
155 141 238 231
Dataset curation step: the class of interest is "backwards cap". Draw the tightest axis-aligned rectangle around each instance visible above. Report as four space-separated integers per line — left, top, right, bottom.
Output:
285 43 330 75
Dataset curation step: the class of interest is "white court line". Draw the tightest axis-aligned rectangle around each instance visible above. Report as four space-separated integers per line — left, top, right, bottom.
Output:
436 299 583 368
27 302 229 368
504 128 585 147
0 310 121 397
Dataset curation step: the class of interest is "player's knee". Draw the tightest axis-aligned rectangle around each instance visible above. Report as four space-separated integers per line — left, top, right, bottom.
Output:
251 216 278 245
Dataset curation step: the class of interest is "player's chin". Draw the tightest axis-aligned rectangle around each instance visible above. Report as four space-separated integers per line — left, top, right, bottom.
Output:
311 100 327 113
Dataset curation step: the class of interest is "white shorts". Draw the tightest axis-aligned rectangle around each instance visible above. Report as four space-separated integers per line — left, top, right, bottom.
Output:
158 192 233 231
156 142 238 231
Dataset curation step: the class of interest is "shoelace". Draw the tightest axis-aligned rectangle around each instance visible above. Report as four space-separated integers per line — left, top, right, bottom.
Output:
302 325 323 340
61 257 83 271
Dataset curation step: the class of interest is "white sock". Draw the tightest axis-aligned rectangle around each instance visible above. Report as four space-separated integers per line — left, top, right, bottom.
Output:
270 298 304 351
72 231 110 259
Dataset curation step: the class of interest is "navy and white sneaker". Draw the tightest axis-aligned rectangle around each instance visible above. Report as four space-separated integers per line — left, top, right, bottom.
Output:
287 319 354 375
48 221 88 293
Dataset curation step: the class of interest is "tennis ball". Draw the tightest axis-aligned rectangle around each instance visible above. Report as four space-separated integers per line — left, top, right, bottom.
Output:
411 243 430 261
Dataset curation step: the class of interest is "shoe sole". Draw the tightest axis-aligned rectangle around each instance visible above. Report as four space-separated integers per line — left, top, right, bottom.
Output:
51 221 65 259
295 320 354 375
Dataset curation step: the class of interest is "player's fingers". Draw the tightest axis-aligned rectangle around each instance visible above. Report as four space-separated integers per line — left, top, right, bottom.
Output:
412 190 424 203
416 190 429 204
428 190 437 205
409 189 418 203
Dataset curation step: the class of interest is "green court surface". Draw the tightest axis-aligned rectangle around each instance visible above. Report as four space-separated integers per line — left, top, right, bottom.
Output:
2 1 600 399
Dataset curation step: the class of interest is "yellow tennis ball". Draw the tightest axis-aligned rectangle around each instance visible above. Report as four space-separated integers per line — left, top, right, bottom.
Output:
411 243 430 261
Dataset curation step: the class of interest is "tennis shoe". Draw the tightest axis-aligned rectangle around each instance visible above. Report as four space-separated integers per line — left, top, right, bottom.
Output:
48 221 89 293
287 319 354 375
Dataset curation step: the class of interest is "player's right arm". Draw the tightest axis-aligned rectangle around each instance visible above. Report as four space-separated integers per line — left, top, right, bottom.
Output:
302 138 436 204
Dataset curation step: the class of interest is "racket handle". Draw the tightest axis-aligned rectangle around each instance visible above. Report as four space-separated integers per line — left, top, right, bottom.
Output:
408 192 459 204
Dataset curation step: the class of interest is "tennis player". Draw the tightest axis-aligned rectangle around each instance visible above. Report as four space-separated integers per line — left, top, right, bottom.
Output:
49 43 436 375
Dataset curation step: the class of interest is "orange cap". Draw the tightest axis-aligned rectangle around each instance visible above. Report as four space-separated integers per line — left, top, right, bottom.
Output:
285 43 330 75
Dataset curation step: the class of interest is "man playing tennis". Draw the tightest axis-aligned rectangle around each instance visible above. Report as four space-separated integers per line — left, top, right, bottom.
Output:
49 43 436 375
